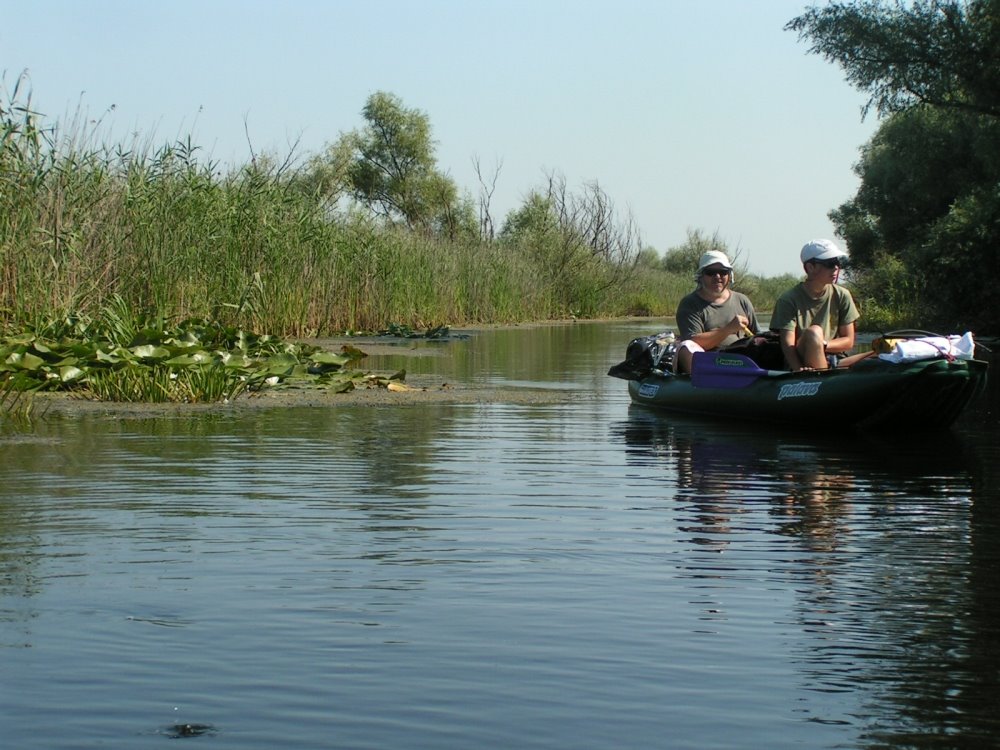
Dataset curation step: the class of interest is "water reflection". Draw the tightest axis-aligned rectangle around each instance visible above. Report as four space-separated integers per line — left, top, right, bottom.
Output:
0 406 480 642
1 321 997 749
362 322 631 391
613 400 1000 747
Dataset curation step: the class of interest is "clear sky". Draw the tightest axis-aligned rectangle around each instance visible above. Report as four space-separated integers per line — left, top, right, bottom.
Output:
1 0 879 277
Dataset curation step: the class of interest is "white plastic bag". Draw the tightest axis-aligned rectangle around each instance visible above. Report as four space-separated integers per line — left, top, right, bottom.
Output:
878 332 976 363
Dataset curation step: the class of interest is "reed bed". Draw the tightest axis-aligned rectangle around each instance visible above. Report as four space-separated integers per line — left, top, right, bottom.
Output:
2 83 798 339
1 92 644 337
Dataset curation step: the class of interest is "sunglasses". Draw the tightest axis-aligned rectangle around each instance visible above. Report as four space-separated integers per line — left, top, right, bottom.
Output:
703 268 731 277
811 258 846 269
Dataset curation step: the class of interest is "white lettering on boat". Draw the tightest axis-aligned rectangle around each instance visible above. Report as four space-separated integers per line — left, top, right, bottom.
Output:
638 383 660 398
777 381 822 400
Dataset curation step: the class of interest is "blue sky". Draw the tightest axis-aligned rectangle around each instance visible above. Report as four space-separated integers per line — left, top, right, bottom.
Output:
1 0 879 277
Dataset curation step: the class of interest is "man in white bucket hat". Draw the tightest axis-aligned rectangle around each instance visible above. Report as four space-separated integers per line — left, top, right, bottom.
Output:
673 249 759 374
771 239 860 371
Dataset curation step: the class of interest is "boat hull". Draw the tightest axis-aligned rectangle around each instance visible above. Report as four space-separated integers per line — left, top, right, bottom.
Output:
627 356 988 431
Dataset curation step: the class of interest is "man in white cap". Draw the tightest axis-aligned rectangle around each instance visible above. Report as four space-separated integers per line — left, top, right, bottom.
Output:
771 239 860 371
673 250 759 374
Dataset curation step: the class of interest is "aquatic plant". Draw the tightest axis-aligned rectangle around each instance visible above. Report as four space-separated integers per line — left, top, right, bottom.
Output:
0 301 383 403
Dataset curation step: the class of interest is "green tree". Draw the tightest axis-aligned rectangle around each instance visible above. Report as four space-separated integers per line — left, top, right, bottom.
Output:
788 0 1000 331
661 229 742 277
499 173 641 315
500 193 554 242
324 91 466 236
295 138 353 214
635 246 661 269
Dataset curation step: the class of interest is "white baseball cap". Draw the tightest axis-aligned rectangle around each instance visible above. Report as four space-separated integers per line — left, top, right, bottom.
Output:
800 239 849 264
697 250 733 273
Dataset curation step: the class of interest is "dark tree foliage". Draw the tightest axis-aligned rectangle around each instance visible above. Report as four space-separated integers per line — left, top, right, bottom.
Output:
788 0 1000 332
787 0 1000 119
830 106 1000 262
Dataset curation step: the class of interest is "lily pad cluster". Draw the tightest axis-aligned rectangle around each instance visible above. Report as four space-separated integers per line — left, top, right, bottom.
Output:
0 314 397 403
377 323 452 339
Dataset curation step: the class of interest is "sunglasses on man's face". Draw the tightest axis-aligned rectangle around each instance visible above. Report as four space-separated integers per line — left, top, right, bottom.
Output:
703 267 731 278
811 258 845 270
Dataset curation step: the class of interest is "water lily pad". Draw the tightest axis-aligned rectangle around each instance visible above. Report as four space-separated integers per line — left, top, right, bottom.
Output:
5 351 45 371
129 344 172 361
59 365 86 383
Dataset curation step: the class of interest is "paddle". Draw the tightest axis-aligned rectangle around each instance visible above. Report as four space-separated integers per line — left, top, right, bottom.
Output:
689 351 786 389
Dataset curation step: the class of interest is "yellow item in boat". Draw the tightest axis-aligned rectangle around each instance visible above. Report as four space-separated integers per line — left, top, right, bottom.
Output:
872 337 904 354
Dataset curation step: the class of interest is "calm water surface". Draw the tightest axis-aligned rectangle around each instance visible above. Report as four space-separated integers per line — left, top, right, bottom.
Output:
2 322 998 749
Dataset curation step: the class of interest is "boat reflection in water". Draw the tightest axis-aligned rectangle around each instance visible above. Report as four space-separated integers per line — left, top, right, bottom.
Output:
611 406 1000 745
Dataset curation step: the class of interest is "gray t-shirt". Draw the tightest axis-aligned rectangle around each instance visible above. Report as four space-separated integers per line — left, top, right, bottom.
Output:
675 290 759 348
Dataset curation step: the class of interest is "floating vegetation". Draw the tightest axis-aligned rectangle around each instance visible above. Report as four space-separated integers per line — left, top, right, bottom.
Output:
377 323 452 339
0 299 396 404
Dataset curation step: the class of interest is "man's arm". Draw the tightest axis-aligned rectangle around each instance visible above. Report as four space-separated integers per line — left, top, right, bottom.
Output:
825 322 856 355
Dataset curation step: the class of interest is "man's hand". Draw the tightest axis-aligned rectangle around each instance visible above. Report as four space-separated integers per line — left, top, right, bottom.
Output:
727 314 750 337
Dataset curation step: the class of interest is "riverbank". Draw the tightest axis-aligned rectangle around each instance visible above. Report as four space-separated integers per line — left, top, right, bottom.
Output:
23 380 573 418
14 325 583 419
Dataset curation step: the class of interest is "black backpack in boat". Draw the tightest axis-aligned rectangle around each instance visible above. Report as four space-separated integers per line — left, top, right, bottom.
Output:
607 331 677 380
720 330 785 370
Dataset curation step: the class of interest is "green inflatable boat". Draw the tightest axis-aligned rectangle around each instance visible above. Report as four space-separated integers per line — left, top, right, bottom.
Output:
610 333 989 432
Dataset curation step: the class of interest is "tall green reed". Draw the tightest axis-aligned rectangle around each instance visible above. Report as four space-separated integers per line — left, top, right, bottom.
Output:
1 81 654 336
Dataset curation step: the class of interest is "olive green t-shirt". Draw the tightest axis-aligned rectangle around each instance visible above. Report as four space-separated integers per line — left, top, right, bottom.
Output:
771 283 860 341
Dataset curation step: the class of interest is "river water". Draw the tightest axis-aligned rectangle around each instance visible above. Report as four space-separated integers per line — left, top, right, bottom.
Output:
2 321 998 749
